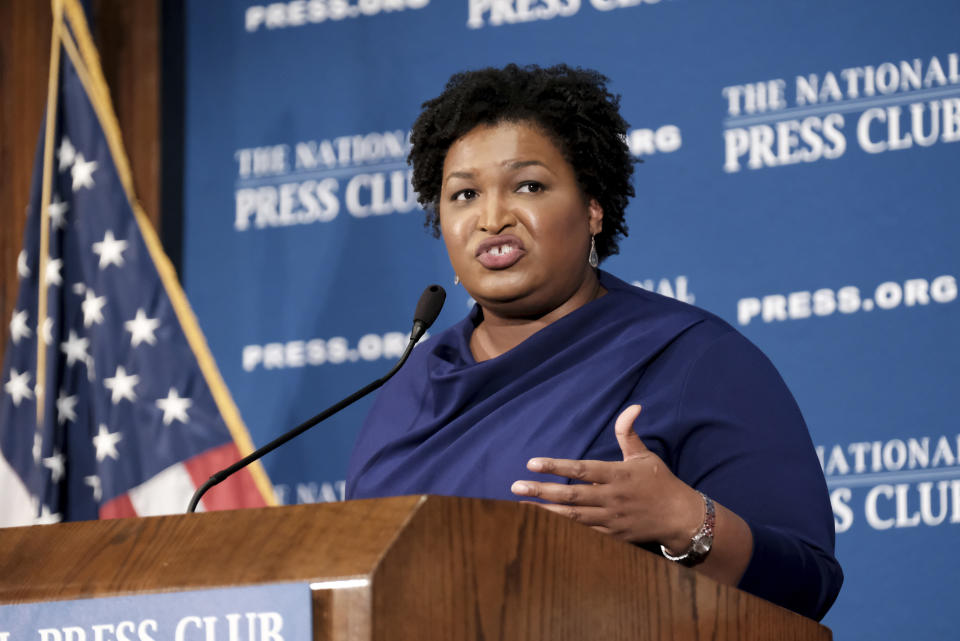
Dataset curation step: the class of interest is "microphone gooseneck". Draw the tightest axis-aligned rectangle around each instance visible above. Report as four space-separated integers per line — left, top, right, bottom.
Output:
186 285 446 513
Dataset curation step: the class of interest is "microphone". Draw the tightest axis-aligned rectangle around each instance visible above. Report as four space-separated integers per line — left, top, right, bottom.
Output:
187 285 446 513
412 284 446 341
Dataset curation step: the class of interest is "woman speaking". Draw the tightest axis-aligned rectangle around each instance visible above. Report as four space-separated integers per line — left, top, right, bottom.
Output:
346 64 842 620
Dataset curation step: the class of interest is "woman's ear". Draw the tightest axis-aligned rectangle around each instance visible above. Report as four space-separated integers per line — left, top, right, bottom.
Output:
588 199 603 236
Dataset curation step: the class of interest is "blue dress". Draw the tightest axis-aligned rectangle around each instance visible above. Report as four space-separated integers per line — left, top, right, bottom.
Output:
346 270 842 620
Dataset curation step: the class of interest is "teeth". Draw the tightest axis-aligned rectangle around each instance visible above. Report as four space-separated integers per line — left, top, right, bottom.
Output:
489 245 515 256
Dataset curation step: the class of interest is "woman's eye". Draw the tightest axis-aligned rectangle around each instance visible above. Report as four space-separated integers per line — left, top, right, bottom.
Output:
517 182 543 193
452 189 477 201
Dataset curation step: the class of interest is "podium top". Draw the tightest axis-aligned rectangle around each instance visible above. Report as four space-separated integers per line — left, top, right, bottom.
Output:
1 496 425 602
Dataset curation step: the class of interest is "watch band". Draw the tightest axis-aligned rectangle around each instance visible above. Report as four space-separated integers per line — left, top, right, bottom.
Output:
660 491 716 567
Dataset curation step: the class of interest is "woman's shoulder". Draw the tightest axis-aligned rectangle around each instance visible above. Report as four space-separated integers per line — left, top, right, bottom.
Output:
598 270 740 346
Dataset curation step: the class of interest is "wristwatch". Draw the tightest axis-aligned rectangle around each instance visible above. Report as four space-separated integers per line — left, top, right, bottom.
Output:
660 491 715 567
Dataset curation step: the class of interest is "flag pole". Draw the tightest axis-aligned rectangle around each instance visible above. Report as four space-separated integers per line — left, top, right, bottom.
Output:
35 0 65 427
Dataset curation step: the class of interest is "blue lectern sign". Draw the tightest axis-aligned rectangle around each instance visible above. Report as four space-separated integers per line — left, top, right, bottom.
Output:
0 583 311 641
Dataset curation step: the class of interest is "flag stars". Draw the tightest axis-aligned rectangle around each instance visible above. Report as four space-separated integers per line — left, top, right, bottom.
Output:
104 365 138 404
61 330 90 367
125 309 160 347
84 475 102 502
4 368 33 406
92 230 127 269
71 153 98 191
156 388 192 426
48 196 69 229
45 258 63 287
35 505 62 525
81 289 107 327
17 250 30 279
57 136 76 172
42 451 65 482
92 423 122 462
57 391 78 425
9 309 31 344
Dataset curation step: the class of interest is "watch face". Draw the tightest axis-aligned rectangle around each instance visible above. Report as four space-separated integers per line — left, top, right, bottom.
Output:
693 539 711 556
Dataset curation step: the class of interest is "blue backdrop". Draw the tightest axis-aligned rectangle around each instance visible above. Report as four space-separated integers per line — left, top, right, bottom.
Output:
181 1 960 638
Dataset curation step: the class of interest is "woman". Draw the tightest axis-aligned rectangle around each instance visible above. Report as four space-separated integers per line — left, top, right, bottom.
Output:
346 64 842 620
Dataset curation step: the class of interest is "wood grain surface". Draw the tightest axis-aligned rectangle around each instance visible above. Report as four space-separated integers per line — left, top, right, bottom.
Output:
0 497 421 603
372 496 831 641
0 496 831 641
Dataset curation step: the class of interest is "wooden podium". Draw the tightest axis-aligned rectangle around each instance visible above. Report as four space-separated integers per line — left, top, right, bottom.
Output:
0 496 830 640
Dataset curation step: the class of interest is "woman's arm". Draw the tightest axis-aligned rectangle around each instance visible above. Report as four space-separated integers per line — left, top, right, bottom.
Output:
512 329 842 620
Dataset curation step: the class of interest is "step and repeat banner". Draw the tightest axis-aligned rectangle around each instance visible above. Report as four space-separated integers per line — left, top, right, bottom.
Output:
181 1 959 637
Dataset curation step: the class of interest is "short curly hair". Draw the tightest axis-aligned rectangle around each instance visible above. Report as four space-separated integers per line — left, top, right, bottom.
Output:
408 63 635 261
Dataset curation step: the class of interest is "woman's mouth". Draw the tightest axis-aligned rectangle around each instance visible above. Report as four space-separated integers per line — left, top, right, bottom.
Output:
475 235 526 269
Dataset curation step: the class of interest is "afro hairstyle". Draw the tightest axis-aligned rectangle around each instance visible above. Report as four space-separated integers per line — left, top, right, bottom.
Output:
408 63 636 261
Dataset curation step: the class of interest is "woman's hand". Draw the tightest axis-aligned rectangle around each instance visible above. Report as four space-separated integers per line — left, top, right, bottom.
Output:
510 404 704 550
511 404 754 585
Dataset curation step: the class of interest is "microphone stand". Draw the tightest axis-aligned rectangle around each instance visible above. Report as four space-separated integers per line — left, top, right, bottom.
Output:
187 285 445 513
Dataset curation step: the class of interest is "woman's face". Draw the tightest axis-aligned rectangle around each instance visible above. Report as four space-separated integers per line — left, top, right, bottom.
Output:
439 121 603 317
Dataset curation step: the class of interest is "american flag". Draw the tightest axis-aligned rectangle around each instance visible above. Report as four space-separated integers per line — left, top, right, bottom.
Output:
0 3 272 526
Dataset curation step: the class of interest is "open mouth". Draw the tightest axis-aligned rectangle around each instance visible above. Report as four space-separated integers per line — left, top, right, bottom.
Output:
475 235 526 269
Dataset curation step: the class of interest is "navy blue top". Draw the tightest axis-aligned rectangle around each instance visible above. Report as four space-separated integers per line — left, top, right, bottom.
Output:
346 271 842 620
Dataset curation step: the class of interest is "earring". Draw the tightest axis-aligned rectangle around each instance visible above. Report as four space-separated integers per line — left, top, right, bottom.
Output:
588 235 599 268
454 274 460 285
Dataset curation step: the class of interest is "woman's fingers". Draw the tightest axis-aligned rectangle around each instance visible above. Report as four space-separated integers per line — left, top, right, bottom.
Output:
511 479 607 506
532 502 617 527
614 404 648 461
510 405 687 545
525 456 616 483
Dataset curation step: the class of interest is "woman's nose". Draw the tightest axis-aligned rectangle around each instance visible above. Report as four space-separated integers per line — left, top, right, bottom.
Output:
477 192 515 234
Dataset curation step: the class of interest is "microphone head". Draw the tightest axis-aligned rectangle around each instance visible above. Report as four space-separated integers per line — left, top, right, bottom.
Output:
413 284 446 332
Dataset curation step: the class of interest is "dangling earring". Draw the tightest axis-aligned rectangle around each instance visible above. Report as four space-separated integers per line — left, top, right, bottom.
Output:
454 274 460 285
588 235 599 268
